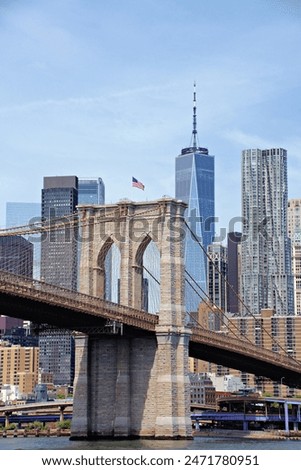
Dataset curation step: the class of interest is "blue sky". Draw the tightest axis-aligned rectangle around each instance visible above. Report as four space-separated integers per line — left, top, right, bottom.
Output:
0 0 301 236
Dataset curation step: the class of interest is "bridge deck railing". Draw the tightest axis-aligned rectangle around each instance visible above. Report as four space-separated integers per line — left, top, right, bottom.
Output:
1 270 301 375
0 270 158 331
191 327 301 373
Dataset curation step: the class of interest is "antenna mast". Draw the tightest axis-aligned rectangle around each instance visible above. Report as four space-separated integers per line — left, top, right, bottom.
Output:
181 82 208 155
192 81 198 148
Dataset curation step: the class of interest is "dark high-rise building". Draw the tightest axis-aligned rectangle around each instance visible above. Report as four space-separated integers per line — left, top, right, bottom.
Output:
227 232 242 314
41 176 78 290
207 243 227 313
40 176 78 385
0 235 33 276
175 84 215 311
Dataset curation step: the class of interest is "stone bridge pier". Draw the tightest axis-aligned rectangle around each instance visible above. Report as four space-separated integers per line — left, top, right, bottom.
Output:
71 198 192 439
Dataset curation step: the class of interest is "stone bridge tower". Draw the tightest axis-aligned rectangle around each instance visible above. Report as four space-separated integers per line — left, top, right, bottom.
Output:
71 198 192 439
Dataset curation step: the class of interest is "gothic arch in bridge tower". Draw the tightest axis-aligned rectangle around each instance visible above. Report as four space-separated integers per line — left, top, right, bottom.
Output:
133 234 160 312
95 236 121 303
94 236 114 299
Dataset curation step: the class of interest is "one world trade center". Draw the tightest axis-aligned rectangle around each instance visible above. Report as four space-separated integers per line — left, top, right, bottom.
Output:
175 84 215 313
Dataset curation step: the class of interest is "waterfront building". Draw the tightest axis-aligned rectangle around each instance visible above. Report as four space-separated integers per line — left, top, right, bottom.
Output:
190 373 216 406
288 199 301 315
175 84 215 311
78 177 105 205
241 148 294 316
0 344 39 395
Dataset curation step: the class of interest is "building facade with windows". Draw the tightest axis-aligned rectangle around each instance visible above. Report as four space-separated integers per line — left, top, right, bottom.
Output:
207 243 227 313
39 176 78 385
41 176 78 290
240 148 294 316
0 344 39 395
190 373 216 406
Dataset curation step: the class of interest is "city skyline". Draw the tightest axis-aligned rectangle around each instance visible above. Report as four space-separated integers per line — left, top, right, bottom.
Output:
0 1 301 236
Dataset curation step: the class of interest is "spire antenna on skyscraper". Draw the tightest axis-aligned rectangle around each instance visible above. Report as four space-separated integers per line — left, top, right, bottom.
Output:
181 82 208 156
192 81 198 149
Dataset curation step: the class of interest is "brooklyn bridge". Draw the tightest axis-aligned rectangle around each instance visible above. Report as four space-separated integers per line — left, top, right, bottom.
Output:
0 198 300 439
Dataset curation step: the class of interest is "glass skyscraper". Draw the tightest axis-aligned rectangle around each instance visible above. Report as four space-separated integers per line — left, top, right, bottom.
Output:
78 177 105 205
241 148 294 316
175 85 215 312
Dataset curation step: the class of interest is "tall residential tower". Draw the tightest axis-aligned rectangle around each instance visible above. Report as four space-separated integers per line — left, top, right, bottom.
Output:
241 148 294 316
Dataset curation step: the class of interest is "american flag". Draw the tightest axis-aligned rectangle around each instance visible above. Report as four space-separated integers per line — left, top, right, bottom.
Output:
132 177 145 190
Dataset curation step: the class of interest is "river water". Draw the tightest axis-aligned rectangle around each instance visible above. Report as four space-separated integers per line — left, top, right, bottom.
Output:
0 436 301 450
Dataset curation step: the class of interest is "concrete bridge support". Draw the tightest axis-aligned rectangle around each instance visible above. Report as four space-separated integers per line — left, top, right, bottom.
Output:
71 198 192 439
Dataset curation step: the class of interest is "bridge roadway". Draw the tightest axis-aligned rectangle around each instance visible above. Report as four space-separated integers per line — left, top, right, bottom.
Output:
0 400 73 415
0 400 73 427
1 270 301 388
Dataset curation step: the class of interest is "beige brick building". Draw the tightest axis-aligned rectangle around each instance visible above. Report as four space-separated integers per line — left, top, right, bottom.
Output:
0 344 39 395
